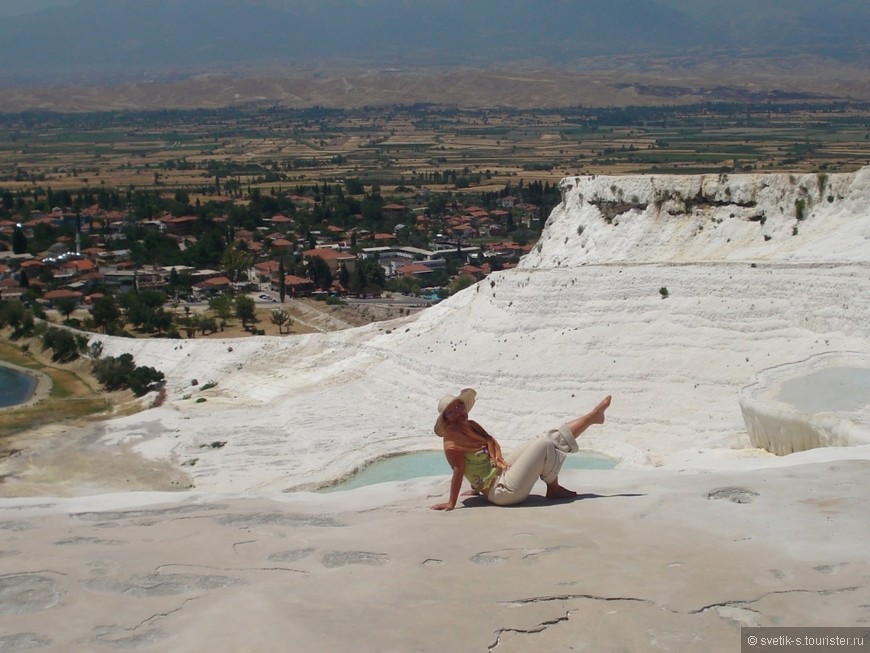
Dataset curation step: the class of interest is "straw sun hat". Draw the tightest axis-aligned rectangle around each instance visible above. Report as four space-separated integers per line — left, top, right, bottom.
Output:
433 388 477 437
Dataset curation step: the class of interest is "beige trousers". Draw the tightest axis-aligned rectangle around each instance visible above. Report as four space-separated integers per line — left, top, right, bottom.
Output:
486 424 579 506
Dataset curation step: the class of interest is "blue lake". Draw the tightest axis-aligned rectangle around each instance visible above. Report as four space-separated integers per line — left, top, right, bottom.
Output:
321 450 616 492
0 365 38 409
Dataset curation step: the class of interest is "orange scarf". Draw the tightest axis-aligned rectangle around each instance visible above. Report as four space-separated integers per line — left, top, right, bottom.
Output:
441 419 505 466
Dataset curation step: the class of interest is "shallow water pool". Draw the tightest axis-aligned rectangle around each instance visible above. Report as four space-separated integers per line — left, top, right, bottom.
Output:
0 365 37 409
777 366 870 413
321 450 616 492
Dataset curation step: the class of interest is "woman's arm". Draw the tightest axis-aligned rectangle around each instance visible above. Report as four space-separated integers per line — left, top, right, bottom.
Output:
431 449 465 511
469 420 508 471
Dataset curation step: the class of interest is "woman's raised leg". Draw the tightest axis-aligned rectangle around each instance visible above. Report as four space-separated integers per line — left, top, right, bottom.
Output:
565 395 612 438
488 396 612 505
545 395 612 499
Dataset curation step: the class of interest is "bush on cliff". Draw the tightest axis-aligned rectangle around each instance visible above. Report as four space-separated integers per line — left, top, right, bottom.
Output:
92 352 165 397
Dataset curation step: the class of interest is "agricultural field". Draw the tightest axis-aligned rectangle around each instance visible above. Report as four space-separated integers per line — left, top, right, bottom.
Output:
1 102 869 202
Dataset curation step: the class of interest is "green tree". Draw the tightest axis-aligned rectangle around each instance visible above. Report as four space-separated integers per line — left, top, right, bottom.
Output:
93 353 136 391
235 295 257 329
278 259 286 303
221 246 253 282
199 317 218 335
120 290 167 333
42 327 85 363
449 274 477 295
12 224 27 254
345 178 365 195
166 267 193 300
208 294 234 322
92 353 161 394
150 307 173 335
509 227 536 246
351 258 386 296
0 299 37 338
350 262 367 296
128 365 165 396
178 315 198 338
306 255 333 291
270 308 292 334
387 275 422 296
55 297 79 323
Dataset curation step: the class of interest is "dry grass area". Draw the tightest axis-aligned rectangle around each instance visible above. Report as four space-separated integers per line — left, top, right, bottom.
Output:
191 299 411 337
0 336 117 442
147 299 411 338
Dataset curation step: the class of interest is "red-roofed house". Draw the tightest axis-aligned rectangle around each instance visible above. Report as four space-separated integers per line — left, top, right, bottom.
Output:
23 216 55 229
373 233 397 243
458 264 487 281
490 209 511 222
0 277 24 300
254 261 281 284
382 203 408 219
450 223 475 238
19 259 44 279
161 215 198 236
235 229 255 244
43 288 84 305
274 274 316 297
270 239 293 253
464 206 489 219
268 214 294 230
395 263 433 278
61 259 98 277
194 276 232 295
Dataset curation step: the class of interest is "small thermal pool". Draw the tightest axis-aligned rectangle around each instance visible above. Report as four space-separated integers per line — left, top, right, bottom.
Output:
321 450 617 492
777 366 870 413
0 364 38 409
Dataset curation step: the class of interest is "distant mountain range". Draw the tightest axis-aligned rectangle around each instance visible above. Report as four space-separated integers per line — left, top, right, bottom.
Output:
0 0 867 85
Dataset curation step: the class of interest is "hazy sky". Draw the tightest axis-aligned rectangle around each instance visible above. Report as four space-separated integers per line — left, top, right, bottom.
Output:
0 0 75 16
0 0 836 17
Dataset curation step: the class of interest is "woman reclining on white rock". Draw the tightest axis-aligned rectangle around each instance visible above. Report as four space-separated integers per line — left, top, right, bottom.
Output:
431 389 612 510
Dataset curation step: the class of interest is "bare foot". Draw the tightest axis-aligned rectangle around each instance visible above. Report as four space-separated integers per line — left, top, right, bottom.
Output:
546 483 578 500
590 395 612 425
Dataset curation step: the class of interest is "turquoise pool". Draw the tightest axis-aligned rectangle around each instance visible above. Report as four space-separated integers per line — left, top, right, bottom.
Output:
0 365 37 409
321 450 616 492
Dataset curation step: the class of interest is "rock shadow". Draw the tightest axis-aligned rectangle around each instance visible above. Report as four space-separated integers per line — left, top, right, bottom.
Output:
460 492 646 509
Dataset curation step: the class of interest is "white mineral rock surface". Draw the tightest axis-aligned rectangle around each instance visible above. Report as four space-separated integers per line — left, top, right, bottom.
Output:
2 168 868 652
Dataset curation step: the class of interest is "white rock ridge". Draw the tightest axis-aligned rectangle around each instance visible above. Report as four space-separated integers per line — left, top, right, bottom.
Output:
79 167 870 494
527 168 870 265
